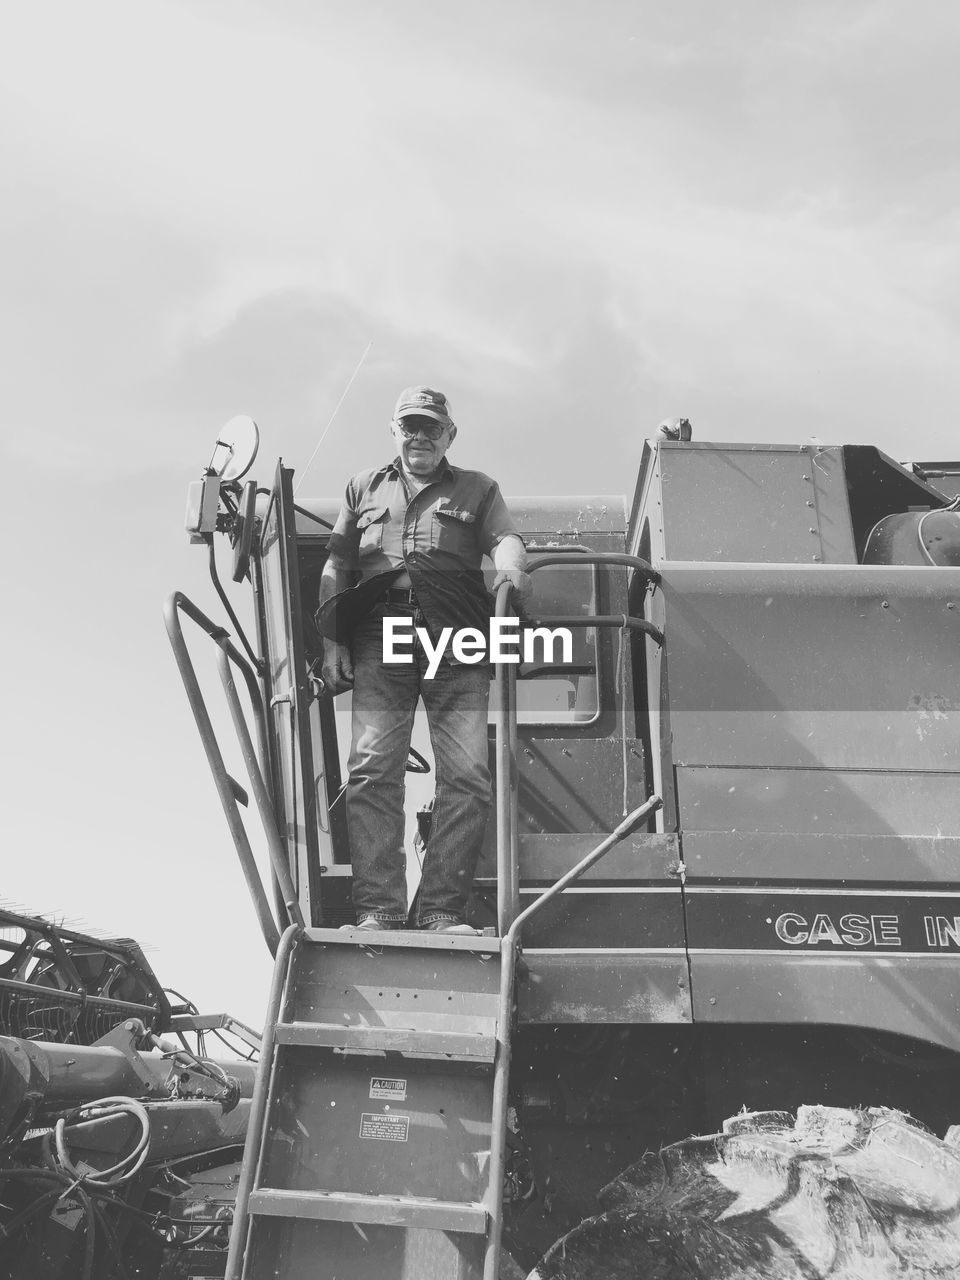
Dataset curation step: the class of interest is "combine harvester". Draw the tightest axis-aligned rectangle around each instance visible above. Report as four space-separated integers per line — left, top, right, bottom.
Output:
5 415 960 1277
169 416 960 1279
171 419 960 1279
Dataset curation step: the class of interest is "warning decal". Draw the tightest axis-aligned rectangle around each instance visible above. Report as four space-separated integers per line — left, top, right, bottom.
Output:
360 1112 410 1142
370 1076 407 1101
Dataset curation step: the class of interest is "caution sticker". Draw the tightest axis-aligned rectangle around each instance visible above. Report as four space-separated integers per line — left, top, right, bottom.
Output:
360 1112 410 1142
370 1076 407 1101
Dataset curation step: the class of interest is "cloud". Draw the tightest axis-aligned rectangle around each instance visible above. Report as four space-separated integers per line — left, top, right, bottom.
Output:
2 0 960 472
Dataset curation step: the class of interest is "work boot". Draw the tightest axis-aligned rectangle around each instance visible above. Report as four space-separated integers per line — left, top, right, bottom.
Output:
418 919 479 935
340 917 406 932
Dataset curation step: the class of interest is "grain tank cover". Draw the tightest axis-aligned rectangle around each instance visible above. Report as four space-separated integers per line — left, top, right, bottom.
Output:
631 440 948 565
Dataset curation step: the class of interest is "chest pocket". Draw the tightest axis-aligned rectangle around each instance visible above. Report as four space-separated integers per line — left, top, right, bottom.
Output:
357 505 390 555
432 505 477 556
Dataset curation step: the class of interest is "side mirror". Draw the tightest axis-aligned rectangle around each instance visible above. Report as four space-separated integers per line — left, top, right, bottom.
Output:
231 480 258 581
210 415 260 482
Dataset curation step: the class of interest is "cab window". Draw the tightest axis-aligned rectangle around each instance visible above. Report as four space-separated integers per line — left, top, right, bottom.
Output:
488 561 599 726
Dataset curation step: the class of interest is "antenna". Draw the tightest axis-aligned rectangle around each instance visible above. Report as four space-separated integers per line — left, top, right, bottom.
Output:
294 342 373 495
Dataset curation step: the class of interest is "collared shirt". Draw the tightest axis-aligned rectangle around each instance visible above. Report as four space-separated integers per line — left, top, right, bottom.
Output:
326 457 519 646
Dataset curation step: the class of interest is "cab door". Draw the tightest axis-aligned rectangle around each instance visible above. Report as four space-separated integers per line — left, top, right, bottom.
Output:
255 461 322 922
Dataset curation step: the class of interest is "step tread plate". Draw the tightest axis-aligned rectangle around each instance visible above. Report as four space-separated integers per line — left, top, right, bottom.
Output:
274 1020 497 1060
305 927 501 955
248 1187 488 1233
280 1009 498 1034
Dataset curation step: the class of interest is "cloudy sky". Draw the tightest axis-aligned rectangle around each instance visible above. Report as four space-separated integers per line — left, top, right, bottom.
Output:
2 0 958 1027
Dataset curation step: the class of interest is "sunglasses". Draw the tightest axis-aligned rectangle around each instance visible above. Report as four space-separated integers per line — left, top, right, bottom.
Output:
396 419 449 441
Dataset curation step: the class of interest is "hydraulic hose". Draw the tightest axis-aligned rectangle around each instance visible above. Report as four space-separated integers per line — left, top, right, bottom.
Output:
51 1096 151 1189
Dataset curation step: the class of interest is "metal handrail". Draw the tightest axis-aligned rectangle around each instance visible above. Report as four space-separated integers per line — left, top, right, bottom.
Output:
483 795 662 1280
223 922 300 1280
493 556 665 933
217 650 305 930
527 550 660 586
493 582 520 936
485 556 667 1275
526 613 664 645
164 591 284 955
505 795 662 947
169 593 273 764
526 550 663 642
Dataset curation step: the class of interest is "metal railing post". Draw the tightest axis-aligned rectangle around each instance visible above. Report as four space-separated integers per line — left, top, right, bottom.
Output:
484 795 662 1280
223 923 300 1280
164 592 282 955
217 650 305 930
494 582 520 935
492 556 665 937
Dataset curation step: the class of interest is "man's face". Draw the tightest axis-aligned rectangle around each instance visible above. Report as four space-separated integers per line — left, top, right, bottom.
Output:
392 414 457 476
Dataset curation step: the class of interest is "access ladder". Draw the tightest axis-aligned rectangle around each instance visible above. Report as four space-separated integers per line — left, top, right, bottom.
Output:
225 925 510 1280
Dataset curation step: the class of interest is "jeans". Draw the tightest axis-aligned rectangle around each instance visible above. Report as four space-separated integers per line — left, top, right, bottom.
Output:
346 602 492 925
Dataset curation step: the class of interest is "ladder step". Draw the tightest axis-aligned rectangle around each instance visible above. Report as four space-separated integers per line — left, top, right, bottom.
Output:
248 1188 488 1233
305 927 500 954
274 1021 497 1061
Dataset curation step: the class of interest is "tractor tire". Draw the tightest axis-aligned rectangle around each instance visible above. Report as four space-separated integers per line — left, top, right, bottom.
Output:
525 1105 960 1279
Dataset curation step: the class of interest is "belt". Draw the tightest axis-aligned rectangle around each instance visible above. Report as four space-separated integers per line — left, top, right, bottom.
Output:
383 587 417 606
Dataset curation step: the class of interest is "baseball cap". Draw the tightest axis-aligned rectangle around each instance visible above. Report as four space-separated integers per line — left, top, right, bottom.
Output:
393 386 454 426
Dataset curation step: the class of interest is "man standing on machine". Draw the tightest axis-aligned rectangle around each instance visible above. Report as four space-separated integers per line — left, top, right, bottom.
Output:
317 386 528 933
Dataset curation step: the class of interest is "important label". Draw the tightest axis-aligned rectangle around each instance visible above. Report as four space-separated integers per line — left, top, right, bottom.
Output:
360 1112 410 1142
370 1076 407 1101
